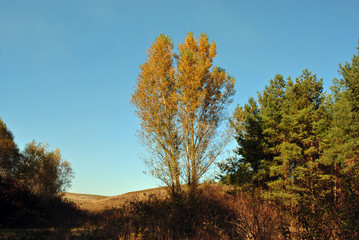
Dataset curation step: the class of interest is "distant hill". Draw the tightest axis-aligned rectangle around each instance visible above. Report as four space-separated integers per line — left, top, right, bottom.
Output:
64 184 232 212
64 186 168 211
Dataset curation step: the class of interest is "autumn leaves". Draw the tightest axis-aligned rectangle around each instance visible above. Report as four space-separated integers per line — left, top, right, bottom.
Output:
131 33 235 197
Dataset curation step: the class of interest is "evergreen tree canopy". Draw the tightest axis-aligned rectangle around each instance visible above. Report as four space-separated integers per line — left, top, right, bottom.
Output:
220 42 359 238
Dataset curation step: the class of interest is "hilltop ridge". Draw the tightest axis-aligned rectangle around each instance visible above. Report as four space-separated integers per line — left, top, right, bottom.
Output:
64 186 169 211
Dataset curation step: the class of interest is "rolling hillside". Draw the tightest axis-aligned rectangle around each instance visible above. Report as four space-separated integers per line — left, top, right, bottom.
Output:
64 184 233 211
64 186 169 211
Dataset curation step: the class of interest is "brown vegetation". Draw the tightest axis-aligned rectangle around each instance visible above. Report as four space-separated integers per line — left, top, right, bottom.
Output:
64 187 169 211
50 184 293 239
78 184 292 240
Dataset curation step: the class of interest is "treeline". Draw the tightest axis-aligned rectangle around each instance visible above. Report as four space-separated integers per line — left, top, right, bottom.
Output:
0 118 77 228
220 43 359 238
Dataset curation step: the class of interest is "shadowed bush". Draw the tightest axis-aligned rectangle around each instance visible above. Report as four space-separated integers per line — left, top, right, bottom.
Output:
0 175 84 229
84 185 290 240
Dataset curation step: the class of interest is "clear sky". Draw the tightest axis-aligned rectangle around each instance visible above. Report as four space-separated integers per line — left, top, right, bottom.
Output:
1 0 358 196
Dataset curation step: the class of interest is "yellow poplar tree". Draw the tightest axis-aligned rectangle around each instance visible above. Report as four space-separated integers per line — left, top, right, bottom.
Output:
131 33 235 197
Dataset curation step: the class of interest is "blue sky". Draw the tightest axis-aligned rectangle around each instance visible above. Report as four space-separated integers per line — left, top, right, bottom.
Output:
1 0 358 196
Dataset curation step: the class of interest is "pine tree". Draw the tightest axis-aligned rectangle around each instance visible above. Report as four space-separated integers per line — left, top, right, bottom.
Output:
222 97 264 187
268 70 325 203
320 43 359 238
258 74 287 188
220 42 359 238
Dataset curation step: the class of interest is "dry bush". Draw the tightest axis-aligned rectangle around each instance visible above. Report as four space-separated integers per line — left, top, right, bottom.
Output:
229 190 291 240
2 184 293 239
113 187 235 239
82 185 292 240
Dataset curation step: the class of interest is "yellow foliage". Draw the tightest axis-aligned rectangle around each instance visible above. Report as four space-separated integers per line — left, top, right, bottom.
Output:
131 33 235 197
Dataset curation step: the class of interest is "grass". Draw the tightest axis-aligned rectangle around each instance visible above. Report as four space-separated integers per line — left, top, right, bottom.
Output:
63 186 169 211
64 192 108 201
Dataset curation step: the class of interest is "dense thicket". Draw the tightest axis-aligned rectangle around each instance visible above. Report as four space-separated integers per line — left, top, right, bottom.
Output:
0 175 81 229
220 43 359 238
0 118 73 197
0 118 76 228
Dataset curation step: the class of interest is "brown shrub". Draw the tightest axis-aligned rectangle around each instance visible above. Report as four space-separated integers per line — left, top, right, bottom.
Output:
83 185 291 240
229 190 291 240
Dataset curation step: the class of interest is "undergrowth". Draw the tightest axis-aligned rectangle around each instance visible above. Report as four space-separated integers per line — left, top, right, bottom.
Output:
82 185 292 240
2 184 302 239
